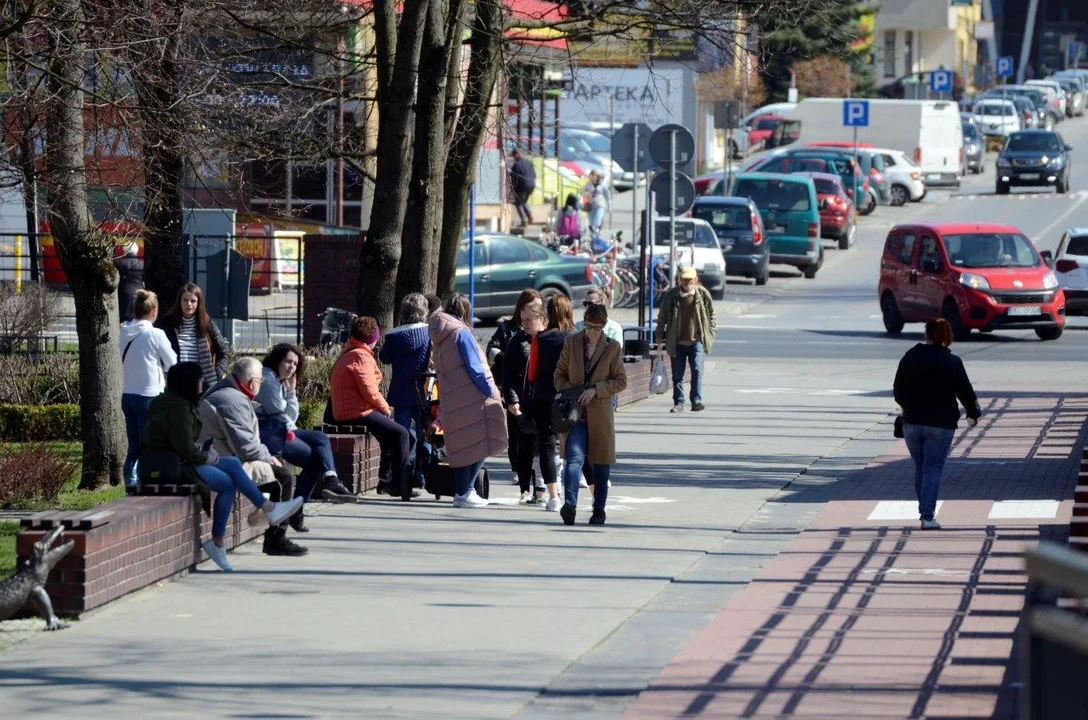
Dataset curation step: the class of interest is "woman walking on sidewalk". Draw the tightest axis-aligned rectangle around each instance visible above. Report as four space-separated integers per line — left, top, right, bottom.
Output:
893 318 981 530
528 296 576 512
554 303 627 526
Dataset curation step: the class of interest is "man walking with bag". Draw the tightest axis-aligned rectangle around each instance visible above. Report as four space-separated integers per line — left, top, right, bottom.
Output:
655 267 716 413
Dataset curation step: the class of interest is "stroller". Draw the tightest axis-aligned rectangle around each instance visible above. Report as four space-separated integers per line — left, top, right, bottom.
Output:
411 372 490 502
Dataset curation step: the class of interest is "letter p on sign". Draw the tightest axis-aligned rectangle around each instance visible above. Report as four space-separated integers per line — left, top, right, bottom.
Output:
842 100 869 127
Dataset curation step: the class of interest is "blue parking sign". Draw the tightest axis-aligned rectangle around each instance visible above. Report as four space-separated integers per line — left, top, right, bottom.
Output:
930 69 953 94
842 100 869 127
996 56 1014 79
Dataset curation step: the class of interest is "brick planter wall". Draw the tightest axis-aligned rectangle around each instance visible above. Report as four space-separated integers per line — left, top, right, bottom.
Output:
616 356 654 409
321 432 383 495
16 490 265 617
1070 444 1088 554
302 234 365 346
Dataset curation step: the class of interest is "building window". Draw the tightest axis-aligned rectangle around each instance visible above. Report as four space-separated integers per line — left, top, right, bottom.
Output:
904 31 914 74
884 31 896 78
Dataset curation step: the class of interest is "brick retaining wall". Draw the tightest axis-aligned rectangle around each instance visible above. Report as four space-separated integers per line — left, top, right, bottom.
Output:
1070 444 1088 554
616 356 653 408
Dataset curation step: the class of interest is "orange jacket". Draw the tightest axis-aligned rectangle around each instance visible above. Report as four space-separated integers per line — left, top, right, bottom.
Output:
330 339 389 421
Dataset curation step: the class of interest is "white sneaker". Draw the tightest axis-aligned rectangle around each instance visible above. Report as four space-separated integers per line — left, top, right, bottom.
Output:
510 472 520 485
920 518 942 530
545 497 561 512
202 540 234 572
266 497 304 526
453 490 489 508
579 478 589 488
608 480 612 488
519 491 531 504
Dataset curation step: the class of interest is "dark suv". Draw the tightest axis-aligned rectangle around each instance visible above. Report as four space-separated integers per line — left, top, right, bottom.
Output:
690 195 771 285
995 130 1073 195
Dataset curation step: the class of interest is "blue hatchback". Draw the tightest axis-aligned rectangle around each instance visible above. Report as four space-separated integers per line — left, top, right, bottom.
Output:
690 195 771 285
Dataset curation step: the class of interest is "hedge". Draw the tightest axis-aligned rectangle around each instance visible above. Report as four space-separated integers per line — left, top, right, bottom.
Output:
0 400 328 443
0 404 81 442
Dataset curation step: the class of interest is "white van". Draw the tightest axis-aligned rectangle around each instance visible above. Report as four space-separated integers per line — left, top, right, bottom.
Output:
770 98 964 187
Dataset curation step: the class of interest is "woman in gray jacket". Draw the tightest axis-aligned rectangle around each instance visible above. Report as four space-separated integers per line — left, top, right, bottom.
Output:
256 345 355 530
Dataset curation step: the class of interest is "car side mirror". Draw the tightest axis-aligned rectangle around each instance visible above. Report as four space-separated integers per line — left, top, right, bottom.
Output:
1040 250 1054 268
1065 144 1074 151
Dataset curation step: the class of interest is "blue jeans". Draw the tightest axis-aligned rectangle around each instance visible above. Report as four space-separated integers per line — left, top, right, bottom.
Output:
453 459 485 497
671 342 704 406
903 423 955 521
589 206 605 230
281 429 337 501
196 457 268 538
121 394 154 487
563 422 610 512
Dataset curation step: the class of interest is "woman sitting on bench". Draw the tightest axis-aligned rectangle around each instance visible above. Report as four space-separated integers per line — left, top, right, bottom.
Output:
329 316 411 497
141 362 303 571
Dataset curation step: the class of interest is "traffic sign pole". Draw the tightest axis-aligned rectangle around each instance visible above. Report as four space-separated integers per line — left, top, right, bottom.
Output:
632 123 639 282
669 130 677 287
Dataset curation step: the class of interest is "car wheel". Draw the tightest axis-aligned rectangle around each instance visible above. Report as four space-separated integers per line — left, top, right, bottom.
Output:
1035 326 1064 341
802 264 818 279
881 293 904 335
942 299 970 342
996 181 1009 195
858 193 876 216
540 285 566 304
1056 176 1069 194
889 184 909 206
755 263 769 286
711 286 725 300
838 223 856 251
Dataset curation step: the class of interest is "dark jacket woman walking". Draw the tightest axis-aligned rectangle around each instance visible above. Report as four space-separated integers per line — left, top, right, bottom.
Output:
158 283 230 390
893 318 981 530
488 289 543 486
554 303 627 526
525 295 575 512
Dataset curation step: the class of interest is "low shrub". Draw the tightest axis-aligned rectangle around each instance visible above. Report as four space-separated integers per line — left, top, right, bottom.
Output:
298 399 327 431
0 404 81 441
0 353 80 405
0 443 80 508
297 346 336 404
0 282 61 355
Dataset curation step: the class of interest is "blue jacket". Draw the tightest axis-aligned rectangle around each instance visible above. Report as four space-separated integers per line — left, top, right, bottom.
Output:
378 322 431 410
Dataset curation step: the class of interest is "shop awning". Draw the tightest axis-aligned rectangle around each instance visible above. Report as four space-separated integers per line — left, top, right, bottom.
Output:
505 0 567 50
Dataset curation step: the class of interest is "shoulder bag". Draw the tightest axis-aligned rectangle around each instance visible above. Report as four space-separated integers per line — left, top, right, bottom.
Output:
551 348 606 434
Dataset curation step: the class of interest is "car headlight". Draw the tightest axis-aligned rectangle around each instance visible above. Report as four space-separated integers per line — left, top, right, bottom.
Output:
1048 156 1065 168
960 273 991 290
1043 271 1059 289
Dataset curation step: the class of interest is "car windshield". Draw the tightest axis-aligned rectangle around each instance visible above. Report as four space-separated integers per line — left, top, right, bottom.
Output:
691 205 751 234
568 131 610 154
962 123 980 139
1005 134 1062 153
733 178 812 211
755 117 781 131
653 222 720 248
978 102 1015 116
945 233 1041 269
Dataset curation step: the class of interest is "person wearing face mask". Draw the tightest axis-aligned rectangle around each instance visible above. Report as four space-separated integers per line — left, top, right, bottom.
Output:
655 266 716 413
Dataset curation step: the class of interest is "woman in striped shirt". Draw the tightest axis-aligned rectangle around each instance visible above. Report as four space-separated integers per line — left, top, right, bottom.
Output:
158 283 230 390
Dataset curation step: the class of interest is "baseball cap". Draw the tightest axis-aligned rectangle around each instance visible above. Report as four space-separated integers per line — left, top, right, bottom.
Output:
679 266 697 280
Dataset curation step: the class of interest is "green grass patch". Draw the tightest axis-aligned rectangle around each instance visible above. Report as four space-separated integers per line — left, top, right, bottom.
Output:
0 522 19 580
0 441 123 511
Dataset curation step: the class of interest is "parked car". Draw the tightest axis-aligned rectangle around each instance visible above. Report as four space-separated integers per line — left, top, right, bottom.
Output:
1050 76 1085 117
747 115 784 152
795 171 856 250
749 149 868 210
455 233 594 320
960 120 984 174
560 128 641 190
690 195 770 285
973 99 1021 137
872 147 927 204
879 222 1065 341
1024 80 1067 118
878 70 966 102
803 143 888 210
995 130 1073 195
981 87 1056 129
647 218 727 299
1048 229 1088 316
730 172 823 279
730 104 797 157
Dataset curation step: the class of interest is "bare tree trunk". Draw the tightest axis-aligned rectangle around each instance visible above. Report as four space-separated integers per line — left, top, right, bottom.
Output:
356 0 431 330
121 0 187 306
44 0 125 489
436 0 503 299
395 0 467 302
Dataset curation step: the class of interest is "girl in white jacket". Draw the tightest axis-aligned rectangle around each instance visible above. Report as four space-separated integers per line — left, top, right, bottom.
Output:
119 289 176 489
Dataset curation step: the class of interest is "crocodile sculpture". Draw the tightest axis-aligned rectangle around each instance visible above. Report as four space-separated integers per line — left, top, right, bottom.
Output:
0 526 74 630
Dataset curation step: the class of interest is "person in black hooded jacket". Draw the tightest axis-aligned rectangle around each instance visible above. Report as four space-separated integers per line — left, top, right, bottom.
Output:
893 318 981 531
487 289 541 485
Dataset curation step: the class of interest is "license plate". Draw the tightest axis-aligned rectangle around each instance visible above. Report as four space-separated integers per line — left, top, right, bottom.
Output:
1008 306 1040 316
1020 173 1040 180
926 173 941 180
769 225 786 234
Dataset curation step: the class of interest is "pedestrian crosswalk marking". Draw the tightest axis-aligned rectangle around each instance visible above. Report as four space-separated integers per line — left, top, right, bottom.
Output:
867 500 942 520
987 500 1059 519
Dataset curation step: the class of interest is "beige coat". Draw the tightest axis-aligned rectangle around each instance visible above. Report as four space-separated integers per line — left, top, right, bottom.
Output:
428 311 508 467
554 332 627 465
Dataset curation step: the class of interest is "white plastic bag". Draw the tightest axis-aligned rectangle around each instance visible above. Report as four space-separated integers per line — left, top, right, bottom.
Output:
649 357 669 395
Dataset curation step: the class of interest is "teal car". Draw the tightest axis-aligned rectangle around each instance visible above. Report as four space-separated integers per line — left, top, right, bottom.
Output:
456 233 594 321
730 172 824 279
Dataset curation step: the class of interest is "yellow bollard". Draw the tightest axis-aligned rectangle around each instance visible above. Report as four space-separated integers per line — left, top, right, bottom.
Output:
14 234 22 293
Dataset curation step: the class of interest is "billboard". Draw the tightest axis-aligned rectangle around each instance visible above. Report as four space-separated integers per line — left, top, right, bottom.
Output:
558 66 691 130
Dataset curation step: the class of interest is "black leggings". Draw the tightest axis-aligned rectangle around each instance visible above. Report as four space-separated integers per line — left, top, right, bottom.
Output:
343 413 410 491
532 405 559 486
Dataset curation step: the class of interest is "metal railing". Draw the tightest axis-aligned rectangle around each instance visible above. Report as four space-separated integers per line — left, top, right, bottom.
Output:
1021 542 1088 719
